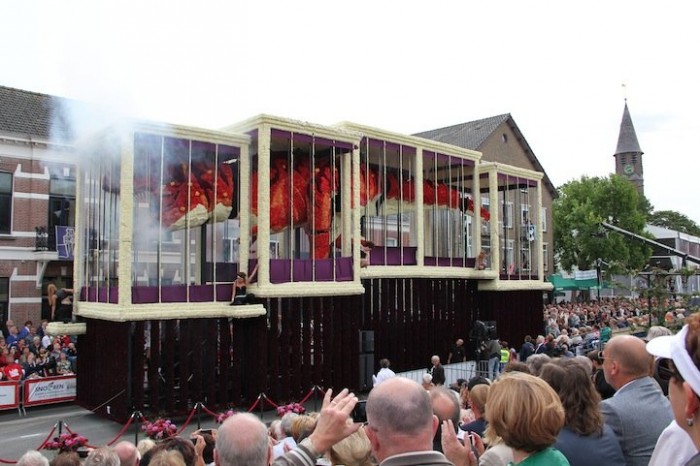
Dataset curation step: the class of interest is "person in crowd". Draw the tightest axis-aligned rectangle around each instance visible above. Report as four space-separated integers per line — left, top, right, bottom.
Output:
524 353 551 377
190 431 216 466
17 451 49 466
50 452 81 466
442 372 568 465
56 352 73 375
272 412 300 458
137 439 157 459
586 349 616 399
216 388 359 466
421 373 434 391
429 386 462 451
503 361 531 375
291 414 318 444
150 451 186 466
85 446 120 466
483 336 501 380
519 336 535 361
364 377 453 466
539 359 624 466
459 383 488 439
114 441 140 466
601 335 673 466
448 339 467 364
646 315 700 466
599 320 613 345
372 358 396 387
328 426 372 466
22 352 43 379
428 355 446 386
499 342 510 373
147 438 196 466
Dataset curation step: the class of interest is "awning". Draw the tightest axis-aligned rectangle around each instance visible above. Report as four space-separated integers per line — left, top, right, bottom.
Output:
547 274 579 291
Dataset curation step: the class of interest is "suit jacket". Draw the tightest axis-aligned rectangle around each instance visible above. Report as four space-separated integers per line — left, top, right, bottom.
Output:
601 376 673 466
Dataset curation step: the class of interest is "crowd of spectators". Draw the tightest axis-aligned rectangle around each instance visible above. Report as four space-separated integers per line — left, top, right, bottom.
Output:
535 297 690 359
0 318 77 381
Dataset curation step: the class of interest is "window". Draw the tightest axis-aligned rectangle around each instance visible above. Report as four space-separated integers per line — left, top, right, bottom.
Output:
543 243 549 272
503 202 513 229
0 277 8 323
521 204 530 226
541 207 548 232
49 176 76 249
0 172 11 233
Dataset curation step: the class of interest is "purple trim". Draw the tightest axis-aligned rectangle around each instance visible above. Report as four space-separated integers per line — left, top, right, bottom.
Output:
270 258 354 283
423 152 475 168
423 257 477 268
270 129 353 150
368 247 418 266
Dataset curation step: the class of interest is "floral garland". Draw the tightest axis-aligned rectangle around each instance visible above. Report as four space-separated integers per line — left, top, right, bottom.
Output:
142 418 178 440
45 432 88 452
276 402 306 417
217 409 236 424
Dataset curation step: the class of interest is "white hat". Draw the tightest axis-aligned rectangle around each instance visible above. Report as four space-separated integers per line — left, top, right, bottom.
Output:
646 325 700 396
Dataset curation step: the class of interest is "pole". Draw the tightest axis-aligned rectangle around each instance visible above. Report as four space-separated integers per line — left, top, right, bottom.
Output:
259 394 264 421
596 258 602 302
196 402 202 430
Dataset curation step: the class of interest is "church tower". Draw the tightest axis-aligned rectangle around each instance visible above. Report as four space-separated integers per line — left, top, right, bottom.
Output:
613 101 644 196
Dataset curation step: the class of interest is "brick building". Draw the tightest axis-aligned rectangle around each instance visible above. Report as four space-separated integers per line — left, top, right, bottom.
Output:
0 86 77 325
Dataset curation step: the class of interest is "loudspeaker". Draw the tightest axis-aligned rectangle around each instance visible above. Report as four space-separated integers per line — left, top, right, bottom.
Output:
359 330 375 353
359 354 375 390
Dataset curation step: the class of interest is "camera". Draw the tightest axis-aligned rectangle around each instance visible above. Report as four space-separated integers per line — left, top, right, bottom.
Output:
352 400 367 423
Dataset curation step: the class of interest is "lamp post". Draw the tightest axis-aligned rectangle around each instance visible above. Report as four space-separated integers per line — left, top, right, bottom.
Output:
596 258 603 301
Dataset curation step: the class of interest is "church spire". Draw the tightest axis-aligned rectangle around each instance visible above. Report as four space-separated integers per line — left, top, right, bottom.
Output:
615 101 643 156
613 101 644 196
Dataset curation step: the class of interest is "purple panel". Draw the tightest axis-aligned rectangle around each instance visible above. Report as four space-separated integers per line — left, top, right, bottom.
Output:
369 248 386 265
314 259 334 282
403 247 418 265
270 259 291 284
336 257 353 281
162 285 187 303
132 286 158 304
271 129 353 150
424 257 437 266
87 287 97 302
110 287 119 304
466 257 476 268
190 285 214 302
97 287 109 303
292 260 308 282
248 259 258 283
216 283 233 301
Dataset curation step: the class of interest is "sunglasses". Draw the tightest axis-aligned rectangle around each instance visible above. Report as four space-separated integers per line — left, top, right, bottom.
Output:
655 357 684 383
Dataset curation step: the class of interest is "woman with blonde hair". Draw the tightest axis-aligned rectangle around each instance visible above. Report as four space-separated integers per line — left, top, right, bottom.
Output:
329 426 373 466
484 372 569 465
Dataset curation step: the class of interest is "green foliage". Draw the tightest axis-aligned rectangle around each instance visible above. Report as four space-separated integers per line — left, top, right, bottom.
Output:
648 210 700 236
553 175 651 275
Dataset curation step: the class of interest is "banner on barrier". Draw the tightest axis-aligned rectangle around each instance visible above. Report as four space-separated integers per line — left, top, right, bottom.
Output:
0 381 20 410
24 375 77 407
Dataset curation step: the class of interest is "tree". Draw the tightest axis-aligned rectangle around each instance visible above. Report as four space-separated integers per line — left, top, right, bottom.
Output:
648 210 700 236
553 175 651 275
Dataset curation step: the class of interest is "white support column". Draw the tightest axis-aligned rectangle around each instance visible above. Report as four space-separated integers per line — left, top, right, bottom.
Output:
415 149 424 266
257 125 271 286
536 179 544 280
118 131 135 306
489 169 500 275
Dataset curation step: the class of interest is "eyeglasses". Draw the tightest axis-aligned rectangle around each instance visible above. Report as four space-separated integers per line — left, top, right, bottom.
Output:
655 357 684 383
597 351 605 361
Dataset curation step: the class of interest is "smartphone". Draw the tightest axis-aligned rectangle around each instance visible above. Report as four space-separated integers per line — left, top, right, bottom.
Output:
199 429 213 435
352 400 367 423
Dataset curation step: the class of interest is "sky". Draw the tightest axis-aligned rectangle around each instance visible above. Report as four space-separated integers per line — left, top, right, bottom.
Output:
2 1 698 223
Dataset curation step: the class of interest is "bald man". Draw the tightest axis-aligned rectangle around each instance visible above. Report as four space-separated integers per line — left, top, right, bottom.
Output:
601 335 672 466
216 389 359 466
365 377 452 466
114 441 139 466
